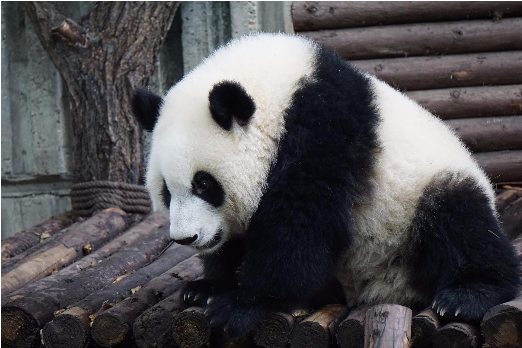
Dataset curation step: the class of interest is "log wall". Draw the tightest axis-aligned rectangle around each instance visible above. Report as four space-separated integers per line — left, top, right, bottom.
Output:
293 1 522 183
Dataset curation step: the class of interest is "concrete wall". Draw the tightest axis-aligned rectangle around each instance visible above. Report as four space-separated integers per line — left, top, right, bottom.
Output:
1 1 292 239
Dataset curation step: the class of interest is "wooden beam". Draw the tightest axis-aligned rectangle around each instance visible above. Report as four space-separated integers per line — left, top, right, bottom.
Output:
1 211 74 260
1 208 127 296
90 256 203 347
351 51 522 91
364 305 412 348
445 116 522 152
292 2 522 31
474 150 522 183
405 85 522 119
300 18 522 60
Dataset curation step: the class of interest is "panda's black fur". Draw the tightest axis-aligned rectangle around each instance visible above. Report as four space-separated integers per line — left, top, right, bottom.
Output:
133 34 520 337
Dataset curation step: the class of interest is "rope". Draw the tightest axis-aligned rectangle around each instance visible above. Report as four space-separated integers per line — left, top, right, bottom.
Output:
70 181 152 217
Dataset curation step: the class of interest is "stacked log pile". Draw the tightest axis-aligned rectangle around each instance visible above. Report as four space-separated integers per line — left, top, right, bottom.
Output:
1 186 520 347
293 1 522 183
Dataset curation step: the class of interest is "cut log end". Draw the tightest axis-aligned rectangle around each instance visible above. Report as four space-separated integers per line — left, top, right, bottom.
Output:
133 306 179 348
290 304 347 348
253 312 294 348
91 312 129 347
290 320 329 348
481 299 522 348
1 306 40 348
171 307 211 348
411 308 440 347
42 309 90 348
336 306 370 348
433 322 480 348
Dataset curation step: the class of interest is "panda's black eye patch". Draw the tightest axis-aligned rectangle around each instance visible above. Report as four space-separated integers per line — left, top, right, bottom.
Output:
192 171 224 208
161 179 171 209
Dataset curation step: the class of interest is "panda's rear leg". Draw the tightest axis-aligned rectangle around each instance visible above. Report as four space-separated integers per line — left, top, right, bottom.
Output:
407 172 520 322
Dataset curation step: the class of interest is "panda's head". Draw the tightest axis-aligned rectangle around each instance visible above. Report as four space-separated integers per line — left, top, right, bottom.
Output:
132 34 317 253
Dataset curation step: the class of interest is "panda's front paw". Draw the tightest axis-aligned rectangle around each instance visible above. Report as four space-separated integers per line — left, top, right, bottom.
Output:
432 286 494 322
181 279 230 307
204 291 267 337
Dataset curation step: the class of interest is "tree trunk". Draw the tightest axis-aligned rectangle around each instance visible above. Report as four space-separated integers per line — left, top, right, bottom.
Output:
24 2 179 184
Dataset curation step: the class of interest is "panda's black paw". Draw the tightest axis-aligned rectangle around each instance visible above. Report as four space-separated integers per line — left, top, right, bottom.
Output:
181 279 230 307
204 291 267 337
432 286 494 322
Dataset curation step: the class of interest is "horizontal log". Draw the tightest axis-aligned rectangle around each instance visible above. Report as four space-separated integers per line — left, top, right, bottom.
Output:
1 208 128 296
364 305 412 348
1 225 172 348
351 51 522 91
1 211 74 260
91 255 203 347
444 116 522 152
410 308 440 347
405 85 522 119
171 307 211 348
289 304 348 348
336 306 370 348
433 322 480 348
300 18 522 60
3 212 168 301
292 2 522 31
133 289 185 348
42 243 195 348
1 222 79 272
482 294 522 348
474 150 522 183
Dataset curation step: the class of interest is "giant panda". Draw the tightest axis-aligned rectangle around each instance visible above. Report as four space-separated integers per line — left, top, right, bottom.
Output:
132 33 520 336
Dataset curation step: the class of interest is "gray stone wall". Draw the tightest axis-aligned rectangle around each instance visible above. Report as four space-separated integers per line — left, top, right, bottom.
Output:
1 1 292 239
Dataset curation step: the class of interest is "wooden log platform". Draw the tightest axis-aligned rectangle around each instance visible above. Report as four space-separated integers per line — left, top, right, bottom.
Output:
90 255 203 347
2 212 169 303
1 208 128 296
445 116 522 153
42 243 195 348
364 305 412 348
336 306 371 348
481 294 522 348
351 51 522 91
1 211 74 261
405 85 522 120
1 224 172 348
433 322 481 348
289 304 348 348
292 1 522 31
300 18 522 60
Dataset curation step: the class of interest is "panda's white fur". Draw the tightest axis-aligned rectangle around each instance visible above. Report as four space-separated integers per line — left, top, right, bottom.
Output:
147 34 317 250
135 33 519 335
338 76 495 306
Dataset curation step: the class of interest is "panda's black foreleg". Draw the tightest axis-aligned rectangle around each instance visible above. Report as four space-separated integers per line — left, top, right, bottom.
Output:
181 236 244 307
203 195 352 337
407 173 520 322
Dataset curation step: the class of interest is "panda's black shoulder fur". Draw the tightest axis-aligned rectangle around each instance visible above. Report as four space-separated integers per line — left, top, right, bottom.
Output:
238 46 380 302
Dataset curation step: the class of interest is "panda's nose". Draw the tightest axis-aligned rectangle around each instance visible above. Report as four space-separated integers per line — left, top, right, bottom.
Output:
173 234 198 245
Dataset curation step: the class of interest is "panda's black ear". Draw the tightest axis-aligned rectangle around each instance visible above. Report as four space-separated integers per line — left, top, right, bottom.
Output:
209 81 256 131
131 87 163 131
